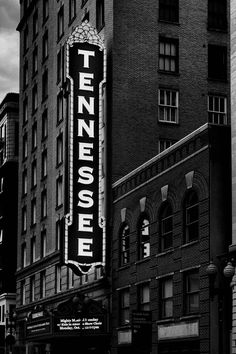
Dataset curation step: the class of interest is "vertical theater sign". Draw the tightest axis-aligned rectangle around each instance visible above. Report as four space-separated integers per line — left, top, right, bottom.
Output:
64 22 106 275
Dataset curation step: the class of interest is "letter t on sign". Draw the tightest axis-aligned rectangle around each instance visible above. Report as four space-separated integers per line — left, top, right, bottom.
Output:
78 50 95 68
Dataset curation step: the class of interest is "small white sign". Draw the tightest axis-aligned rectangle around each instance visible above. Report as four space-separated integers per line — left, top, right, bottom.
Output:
158 320 199 340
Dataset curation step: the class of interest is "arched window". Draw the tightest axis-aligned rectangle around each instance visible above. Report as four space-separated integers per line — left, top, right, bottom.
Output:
138 215 150 259
120 223 130 266
159 201 173 251
184 190 199 243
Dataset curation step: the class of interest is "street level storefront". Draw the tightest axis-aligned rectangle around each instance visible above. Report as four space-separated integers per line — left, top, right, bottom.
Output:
17 294 110 354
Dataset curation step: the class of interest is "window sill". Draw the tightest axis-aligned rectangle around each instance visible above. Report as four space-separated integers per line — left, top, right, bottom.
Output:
158 70 179 76
158 19 180 26
180 314 200 321
180 240 199 249
158 120 179 126
155 248 174 258
208 77 228 83
156 318 174 324
135 257 150 265
207 26 228 33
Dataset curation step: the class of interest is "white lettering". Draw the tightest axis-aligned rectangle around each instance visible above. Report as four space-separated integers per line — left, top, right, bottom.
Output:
78 96 94 115
78 238 93 257
79 142 93 161
78 50 95 68
79 73 94 91
78 190 94 208
78 166 94 184
78 119 94 138
78 214 93 232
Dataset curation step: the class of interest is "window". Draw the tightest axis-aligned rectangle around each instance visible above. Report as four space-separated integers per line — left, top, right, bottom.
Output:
208 45 227 80
42 31 48 61
21 243 27 267
208 95 227 124
159 201 173 251
23 98 28 124
30 276 35 302
33 10 38 39
42 149 47 179
160 277 173 318
96 0 105 31
69 0 76 22
31 198 36 226
23 25 29 53
41 229 47 257
184 190 199 243
23 61 28 89
208 0 227 30
120 223 130 266
120 289 130 325
56 220 62 250
31 160 37 188
42 109 48 140
23 133 28 160
158 89 179 123
56 175 63 207
40 271 46 298
159 139 175 153
22 169 27 195
159 37 178 73
138 283 150 311
184 270 200 314
58 6 64 40
42 70 48 101
56 265 62 293
31 236 36 262
56 133 63 165
32 123 37 150
15 122 19 157
41 189 47 219
32 46 38 75
21 280 26 305
0 229 3 243
159 0 179 23
138 215 150 259
0 178 3 193
57 92 63 123
22 206 27 233
43 0 49 22
68 268 74 289
32 84 38 112
57 47 64 83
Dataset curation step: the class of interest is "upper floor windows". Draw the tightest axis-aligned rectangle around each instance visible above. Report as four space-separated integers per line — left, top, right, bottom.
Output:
159 37 178 73
32 46 38 75
158 89 179 123
160 277 173 318
159 201 173 251
56 133 63 166
159 0 179 23
208 44 227 81
119 288 130 325
138 215 150 259
120 223 130 266
208 95 227 125
42 31 48 62
57 47 64 84
183 190 199 243
138 283 150 311
23 98 28 124
23 25 29 54
23 61 28 89
184 270 200 314
208 0 227 31
43 0 49 23
58 6 64 40
96 0 105 31
33 10 38 39
42 109 48 140
69 0 76 23
57 92 63 123
32 84 38 112
42 69 48 101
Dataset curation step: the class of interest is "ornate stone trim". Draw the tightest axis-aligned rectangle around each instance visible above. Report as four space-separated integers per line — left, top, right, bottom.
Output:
67 21 104 50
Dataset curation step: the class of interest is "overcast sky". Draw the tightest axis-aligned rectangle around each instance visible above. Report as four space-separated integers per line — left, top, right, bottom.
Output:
0 0 19 103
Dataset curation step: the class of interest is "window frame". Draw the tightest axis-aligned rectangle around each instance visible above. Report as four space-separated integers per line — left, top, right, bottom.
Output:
57 6 64 41
158 88 179 123
160 277 174 319
119 288 130 325
159 37 179 73
208 0 227 31
183 190 199 244
138 283 150 311
184 270 200 314
159 201 173 251
208 95 227 125
159 0 179 23
208 44 227 81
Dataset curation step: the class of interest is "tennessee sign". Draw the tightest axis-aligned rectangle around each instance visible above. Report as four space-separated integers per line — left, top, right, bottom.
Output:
64 22 106 275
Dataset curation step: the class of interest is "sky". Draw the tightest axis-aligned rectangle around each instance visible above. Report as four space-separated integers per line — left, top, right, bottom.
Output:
0 0 20 103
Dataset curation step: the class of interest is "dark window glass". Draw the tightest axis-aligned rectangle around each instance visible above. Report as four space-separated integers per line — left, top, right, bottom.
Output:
33 10 38 39
43 0 49 22
160 277 173 318
42 70 48 101
69 0 76 22
159 37 178 73
208 45 227 80
120 289 130 325
58 6 64 40
96 0 105 31
42 31 48 61
159 202 173 251
184 190 199 243
159 0 179 22
138 283 150 311
32 46 38 75
185 270 200 314
24 26 29 53
42 109 48 140
56 133 63 165
208 0 227 30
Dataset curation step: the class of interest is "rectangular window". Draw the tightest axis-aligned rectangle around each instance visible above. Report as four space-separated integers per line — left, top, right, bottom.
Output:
23 133 28 160
22 169 27 195
31 160 37 188
56 265 62 293
0 178 3 193
30 276 35 302
184 270 200 314
32 84 38 112
41 230 47 257
57 92 63 123
42 31 48 61
56 175 63 207
68 268 74 289
23 98 28 124
58 6 64 40
23 61 28 89
160 277 173 318
42 109 48 140
0 229 3 243
31 199 36 226
56 133 63 165
31 236 36 262
57 47 64 84
21 243 27 267
42 70 48 101
120 289 130 325
159 37 178 73
69 0 76 22
41 189 47 219
159 0 179 23
43 0 49 22
40 271 46 298
208 0 227 30
96 0 105 31
159 139 175 153
24 25 29 53
33 10 38 39
32 122 37 151
56 220 62 250
21 280 26 305
208 45 227 80
208 95 227 124
138 283 150 311
22 206 27 233
158 89 179 123
32 46 38 75
42 149 47 179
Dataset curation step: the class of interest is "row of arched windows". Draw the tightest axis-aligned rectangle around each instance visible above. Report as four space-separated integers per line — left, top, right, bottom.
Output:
119 189 199 267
